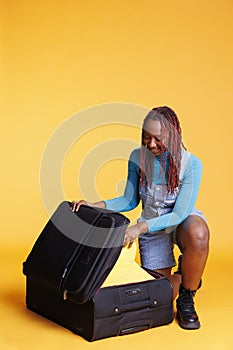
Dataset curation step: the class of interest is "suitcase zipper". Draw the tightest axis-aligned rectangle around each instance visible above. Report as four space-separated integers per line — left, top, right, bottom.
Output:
59 210 104 299
61 214 123 302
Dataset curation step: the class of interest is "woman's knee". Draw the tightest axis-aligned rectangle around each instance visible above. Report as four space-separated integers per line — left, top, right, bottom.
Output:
176 215 210 253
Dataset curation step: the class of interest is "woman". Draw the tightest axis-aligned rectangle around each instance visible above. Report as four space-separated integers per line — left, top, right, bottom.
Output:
71 106 210 330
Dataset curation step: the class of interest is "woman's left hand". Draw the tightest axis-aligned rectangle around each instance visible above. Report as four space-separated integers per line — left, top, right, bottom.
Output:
123 222 148 248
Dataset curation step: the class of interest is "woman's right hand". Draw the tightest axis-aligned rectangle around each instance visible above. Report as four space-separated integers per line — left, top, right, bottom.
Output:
71 199 93 212
71 200 106 212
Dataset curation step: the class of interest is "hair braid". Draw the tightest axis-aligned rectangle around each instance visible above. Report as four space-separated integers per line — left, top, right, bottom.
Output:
140 106 183 194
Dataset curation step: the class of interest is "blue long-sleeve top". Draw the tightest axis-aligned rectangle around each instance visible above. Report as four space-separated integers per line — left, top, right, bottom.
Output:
104 148 202 233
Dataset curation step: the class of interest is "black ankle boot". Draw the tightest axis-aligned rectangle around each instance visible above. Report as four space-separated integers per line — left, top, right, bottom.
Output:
174 255 202 289
176 284 200 330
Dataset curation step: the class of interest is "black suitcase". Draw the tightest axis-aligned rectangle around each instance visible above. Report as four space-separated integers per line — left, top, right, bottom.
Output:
23 201 174 341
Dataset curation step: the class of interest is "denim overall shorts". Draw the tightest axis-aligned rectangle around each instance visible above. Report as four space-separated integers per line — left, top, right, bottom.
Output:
138 151 206 271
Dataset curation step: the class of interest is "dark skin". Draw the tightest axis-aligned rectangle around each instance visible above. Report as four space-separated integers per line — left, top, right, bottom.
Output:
71 119 210 298
140 119 210 296
157 215 209 298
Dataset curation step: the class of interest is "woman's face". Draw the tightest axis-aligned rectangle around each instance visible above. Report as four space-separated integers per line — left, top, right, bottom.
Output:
142 119 166 157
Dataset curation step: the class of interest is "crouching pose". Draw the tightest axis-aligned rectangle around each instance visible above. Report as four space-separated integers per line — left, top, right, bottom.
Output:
71 106 210 330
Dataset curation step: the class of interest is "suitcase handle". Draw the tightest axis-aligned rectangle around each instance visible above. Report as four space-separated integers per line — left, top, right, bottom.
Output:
120 324 150 335
121 299 153 312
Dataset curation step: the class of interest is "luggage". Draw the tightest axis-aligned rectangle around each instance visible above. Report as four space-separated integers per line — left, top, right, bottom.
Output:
23 201 174 341
23 201 129 304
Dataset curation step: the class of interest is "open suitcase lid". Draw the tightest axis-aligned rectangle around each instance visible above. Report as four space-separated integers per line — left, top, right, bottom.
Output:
23 201 130 304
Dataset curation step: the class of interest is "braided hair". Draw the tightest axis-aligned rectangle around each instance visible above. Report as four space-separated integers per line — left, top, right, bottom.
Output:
140 106 185 194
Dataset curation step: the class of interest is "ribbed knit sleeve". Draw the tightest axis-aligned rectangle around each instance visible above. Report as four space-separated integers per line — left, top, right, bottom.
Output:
144 154 202 232
104 149 141 212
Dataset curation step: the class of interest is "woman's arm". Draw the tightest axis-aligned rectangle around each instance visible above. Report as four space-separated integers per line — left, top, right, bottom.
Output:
71 149 141 213
144 154 203 233
103 149 141 212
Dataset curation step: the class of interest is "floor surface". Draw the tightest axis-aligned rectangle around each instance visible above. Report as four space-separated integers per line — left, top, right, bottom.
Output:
1 247 232 350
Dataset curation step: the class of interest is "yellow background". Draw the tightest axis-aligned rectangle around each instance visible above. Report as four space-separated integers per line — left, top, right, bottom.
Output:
1 1 233 349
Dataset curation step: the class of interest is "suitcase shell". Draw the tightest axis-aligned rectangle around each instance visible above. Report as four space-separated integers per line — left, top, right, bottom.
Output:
26 273 173 341
23 201 174 341
23 201 129 304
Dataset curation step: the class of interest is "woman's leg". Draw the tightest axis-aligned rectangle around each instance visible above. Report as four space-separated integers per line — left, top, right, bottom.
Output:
156 267 181 300
174 214 210 329
175 215 210 291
